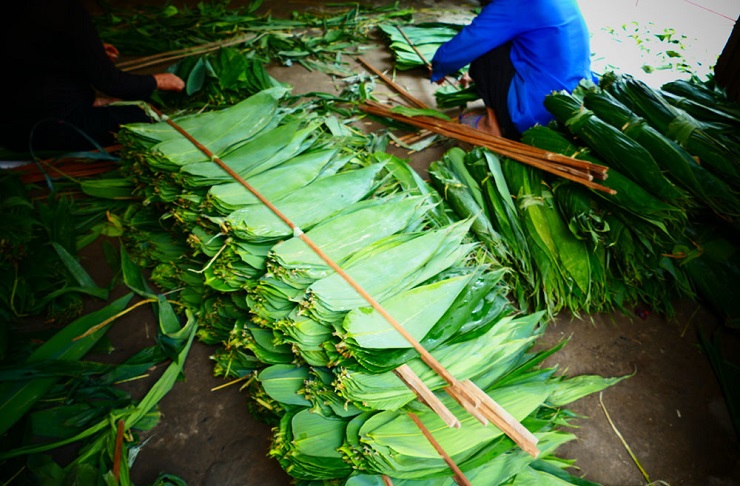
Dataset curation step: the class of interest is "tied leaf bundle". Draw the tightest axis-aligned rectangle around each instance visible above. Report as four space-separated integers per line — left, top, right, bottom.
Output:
601 73 740 188
110 88 623 484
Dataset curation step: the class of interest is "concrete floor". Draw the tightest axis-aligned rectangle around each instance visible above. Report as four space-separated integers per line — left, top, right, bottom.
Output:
76 1 740 485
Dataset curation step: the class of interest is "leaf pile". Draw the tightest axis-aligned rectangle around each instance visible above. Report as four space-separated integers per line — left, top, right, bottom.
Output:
111 87 622 485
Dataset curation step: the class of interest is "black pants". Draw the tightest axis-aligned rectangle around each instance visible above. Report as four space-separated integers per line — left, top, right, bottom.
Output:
3 104 152 153
469 42 519 140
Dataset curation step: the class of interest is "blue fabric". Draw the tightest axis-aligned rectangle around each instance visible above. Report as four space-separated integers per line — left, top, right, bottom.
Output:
431 0 594 133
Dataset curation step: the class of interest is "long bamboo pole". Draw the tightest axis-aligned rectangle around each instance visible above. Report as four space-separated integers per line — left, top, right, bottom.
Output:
356 58 610 188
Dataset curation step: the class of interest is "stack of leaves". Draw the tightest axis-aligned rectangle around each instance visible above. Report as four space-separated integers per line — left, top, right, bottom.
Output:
377 23 461 71
547 76 739 322
422 73 736 322
110 87 623 484
430 147 617 316
601 73 740 190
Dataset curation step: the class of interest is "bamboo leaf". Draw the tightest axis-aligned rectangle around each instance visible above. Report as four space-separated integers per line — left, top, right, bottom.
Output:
0 293 133 436
51 242 109 300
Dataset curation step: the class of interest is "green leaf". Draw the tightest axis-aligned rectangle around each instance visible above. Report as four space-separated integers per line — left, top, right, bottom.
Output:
390 105 451 121
0 293 133 436
120 245 153 297
186 57 207 96
51 242 108 300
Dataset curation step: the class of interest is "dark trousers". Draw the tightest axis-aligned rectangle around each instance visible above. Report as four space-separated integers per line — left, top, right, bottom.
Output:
4 104 151 153
469 42 519 139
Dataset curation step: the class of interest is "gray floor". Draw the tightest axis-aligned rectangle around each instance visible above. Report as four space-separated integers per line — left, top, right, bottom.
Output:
78 1 740 485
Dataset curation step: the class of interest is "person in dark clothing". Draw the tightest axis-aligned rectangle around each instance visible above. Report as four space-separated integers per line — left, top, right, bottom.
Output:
430 0 594 139
0 0 184 152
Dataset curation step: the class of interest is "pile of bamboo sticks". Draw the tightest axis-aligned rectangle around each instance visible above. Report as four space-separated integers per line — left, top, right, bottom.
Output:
359 99 614 193
116 34 260 72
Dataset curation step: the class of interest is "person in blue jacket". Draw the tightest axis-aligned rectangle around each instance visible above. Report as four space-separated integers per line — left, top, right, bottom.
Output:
431 0 594 139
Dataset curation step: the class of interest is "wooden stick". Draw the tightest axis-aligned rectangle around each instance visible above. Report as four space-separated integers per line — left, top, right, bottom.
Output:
407 413 472 486
356 59 609 183
395 364 460 429
460 380 540 457
112 419 125 481
364 100 608 177
356 57 429 109
149 104 539 461
382 476 394 486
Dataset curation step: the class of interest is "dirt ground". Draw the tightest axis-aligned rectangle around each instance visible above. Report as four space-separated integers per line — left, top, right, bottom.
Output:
67 1 740 485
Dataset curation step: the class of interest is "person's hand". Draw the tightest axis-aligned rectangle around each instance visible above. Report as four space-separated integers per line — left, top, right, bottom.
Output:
154 73 185 92
458 73 473 88
93 95 120 107
103 43 119 62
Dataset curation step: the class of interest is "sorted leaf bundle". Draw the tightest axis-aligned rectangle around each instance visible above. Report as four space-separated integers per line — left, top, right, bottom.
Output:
111 88 623 484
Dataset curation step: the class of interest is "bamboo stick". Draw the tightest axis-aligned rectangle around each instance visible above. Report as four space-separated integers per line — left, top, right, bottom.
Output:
407 412 472 486
356 57 429 109
148 104 537 472
395 364 461 429
364 99 608 177
352 61 610 182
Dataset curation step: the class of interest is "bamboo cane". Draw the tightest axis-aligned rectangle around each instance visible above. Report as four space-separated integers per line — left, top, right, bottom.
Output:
356 58 610 185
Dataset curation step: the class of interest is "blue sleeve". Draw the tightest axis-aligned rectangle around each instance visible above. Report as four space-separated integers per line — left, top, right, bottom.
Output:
430 1 522 82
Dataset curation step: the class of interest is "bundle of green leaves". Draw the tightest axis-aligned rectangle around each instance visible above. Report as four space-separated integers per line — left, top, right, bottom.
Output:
110 87 624 485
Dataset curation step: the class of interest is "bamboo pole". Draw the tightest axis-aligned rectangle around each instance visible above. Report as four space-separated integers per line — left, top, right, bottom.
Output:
356 58 610 188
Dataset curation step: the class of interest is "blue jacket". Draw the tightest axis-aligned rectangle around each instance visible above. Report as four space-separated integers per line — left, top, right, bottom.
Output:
431 0 593 133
